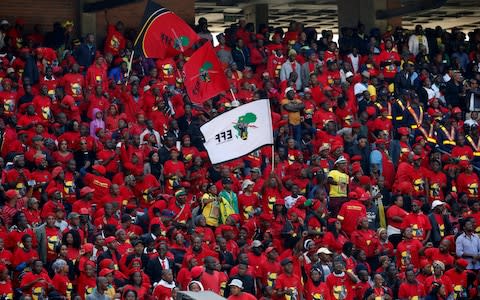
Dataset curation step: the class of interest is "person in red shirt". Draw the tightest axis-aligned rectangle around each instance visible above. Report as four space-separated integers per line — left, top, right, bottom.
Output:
200 256 222 294
398 269 426 300
457 160 480 201
424 260 453 295
337 191 367 236
227 279 256 300
86 56 108 91
386 194 408 246
351 217 380 260
258 246 281 290
274 258 304 300
376 39 401 80
103 15 126 56
32 85 52 123
0 264 12 300
19 259 53 298
325 259 359 300
402 200 432 243
153 269 177 300
51 258 72 299
396 226 424 270
445 259 469 299
83 165 112 205
422 239 455 268
305 268 331 300
427 159 447 203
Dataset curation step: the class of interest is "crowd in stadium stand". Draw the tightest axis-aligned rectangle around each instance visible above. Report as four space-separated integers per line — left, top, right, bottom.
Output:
1 9 480 300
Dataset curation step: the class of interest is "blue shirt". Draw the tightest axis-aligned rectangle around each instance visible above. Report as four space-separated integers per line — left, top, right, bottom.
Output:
456 232 480 269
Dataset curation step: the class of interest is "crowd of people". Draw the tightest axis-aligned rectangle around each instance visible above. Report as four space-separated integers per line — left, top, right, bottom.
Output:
0 7 480 300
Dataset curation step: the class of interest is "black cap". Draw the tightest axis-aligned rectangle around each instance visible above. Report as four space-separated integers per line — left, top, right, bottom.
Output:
222 177 233 184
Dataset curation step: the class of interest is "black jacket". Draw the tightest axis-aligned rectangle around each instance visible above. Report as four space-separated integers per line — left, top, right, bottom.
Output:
146 256 176 283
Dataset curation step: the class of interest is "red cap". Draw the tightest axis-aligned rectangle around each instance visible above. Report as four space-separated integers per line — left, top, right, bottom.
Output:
457 258 469 268
376 138 388 145
82 243 94 253
366 106 376 116
398 127 409 136
351 163 362 174
51 166 63 178
359 176 372 186
351 121 361 129
412 200 423 206
79 208 90 215
348 191 358 199
459 160 470 169
452 107 462 114
92 165 106 176
265 246 277 254
190 266 204 278
80 186 95 197
5 190 18 199
105 236 117 244
351 155 362 162
275 198 285 205
99 258 114 269
99 268 114 277
358 192 370 201
419 259 430 268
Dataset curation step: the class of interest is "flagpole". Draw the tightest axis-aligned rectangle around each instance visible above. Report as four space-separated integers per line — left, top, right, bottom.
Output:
271 144 275 173
229 89 237 102
125 50 135 86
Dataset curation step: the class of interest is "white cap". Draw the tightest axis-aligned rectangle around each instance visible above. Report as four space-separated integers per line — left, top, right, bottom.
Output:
251 240 262 248
431 200 445 210
317 247 332 255
0 20 9 26
6 67 14 74
334 156 347 165
345 71 354 78
284 87 294 96
241 179 254 191
229 279 244 289
231 99 240 107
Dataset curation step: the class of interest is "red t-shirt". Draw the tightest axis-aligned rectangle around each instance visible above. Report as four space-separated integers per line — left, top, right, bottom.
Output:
200 271 221 294
326 272 355 300
424 248 454 267
398 282 426 299
52 273 72 298
0 280 13 299
275 273 303 300
386 205 408 229
397 239 423 269
337 200 366 234
227 293 257 300
20 271 51 296
402 213 432 241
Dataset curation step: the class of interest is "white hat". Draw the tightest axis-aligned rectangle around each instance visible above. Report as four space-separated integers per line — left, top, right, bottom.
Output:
345 71 354 78
317 247 332 255
6 67 14 74
431 200 445 210
241 179 254 191
284 87 294 96
361 70 370 78
229 279 244 289
231 99 240 107
251 240 262 248
0 20 9 26
334 156 347 165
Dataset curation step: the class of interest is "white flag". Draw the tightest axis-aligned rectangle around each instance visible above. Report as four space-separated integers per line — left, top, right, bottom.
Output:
201 99 273 164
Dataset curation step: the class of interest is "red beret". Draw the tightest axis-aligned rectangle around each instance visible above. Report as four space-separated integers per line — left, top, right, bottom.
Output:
328 218 338 224
99 258 114 269
275 198 285 206
99 268 114 277
259 213 273 221
5 190 18 199
351 155 362 162
105 236 117 244
351 163 362 174
351 121 361 129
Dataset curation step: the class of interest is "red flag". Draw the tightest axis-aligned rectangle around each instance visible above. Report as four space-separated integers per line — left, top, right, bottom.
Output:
183 43 230 104
134 1 199 59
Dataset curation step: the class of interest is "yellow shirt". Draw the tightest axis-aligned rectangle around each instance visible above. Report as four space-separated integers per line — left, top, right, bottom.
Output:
328 169 349 197
281 98 302 126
